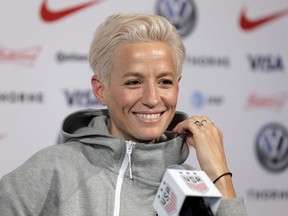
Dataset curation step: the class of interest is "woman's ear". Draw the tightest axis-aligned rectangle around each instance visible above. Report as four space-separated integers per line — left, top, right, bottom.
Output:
91 75 106 105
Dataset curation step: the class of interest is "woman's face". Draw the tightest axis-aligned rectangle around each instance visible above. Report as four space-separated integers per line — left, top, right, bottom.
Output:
97 42 179 143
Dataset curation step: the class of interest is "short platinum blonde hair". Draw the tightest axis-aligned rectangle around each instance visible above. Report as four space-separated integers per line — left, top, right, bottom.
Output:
88 12 186 86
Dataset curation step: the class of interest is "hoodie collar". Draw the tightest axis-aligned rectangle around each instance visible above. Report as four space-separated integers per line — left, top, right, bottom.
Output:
61 109 190 184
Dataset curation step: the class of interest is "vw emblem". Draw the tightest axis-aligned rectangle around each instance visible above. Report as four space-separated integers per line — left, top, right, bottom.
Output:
255 123 288 172
155 0 197 37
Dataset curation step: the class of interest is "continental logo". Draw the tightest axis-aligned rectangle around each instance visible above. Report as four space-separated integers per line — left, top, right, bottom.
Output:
56 52 87 63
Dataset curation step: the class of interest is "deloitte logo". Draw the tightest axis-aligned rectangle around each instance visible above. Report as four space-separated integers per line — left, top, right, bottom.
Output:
255 123 288 172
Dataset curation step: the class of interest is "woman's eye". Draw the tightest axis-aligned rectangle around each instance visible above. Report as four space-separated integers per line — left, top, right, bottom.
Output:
160 79 173 85
125 80 141 86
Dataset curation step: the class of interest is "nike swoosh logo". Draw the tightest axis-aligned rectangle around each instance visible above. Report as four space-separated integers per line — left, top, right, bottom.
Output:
40 0 103 22
240 6 288 30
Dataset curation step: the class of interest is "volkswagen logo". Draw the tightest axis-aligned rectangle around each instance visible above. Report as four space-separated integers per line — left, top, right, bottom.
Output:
255 123 288 172
155 0 197 37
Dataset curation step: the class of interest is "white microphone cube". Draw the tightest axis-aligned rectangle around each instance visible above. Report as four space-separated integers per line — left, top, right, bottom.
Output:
153 169 222 216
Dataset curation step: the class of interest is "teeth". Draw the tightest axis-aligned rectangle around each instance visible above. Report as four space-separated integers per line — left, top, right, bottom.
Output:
135 113 161 120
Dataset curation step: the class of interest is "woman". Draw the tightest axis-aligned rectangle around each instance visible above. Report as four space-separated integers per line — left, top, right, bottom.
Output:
0 13 247 216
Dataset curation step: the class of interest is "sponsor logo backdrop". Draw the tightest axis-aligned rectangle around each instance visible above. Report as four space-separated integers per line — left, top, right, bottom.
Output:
0 0 287 215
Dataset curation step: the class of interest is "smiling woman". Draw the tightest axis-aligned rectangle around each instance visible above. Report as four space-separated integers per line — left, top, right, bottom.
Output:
91 42 179 143
0 12 247 216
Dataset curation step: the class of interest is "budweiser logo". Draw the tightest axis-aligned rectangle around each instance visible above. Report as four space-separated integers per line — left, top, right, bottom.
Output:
0 45 41 67
0 133 5 140
245 92 288 111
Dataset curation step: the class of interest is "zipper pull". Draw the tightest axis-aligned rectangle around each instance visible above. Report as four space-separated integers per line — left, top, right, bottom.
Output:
126 141 135 179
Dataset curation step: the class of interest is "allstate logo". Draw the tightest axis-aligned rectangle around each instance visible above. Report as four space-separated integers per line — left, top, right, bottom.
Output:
255 123 288 172
155 0 197 37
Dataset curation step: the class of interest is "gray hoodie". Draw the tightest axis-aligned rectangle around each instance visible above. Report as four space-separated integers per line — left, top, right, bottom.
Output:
0 109 247 215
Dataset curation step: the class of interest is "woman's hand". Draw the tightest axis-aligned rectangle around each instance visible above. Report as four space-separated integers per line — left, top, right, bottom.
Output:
173 116 236 198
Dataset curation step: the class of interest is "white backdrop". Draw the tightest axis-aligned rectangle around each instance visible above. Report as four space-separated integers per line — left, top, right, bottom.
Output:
1 0 288 215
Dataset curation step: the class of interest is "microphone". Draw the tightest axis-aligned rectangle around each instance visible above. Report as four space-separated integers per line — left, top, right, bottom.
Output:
153 165 222 216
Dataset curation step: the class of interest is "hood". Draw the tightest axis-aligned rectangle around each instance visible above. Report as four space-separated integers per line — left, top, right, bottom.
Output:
61 108 189 144
62 109 112 142
61 109 190 183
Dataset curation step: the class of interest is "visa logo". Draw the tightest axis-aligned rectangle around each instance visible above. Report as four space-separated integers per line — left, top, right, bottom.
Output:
63 90 102 107
248 55 285 72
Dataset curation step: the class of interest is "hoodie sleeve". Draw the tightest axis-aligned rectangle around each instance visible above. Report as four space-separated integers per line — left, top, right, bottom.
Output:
0 188 24 216
216 197 248 216
0 167 46 215
0 147 65 216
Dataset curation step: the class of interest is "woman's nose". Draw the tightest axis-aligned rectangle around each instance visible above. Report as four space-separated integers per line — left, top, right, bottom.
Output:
141 84 160 107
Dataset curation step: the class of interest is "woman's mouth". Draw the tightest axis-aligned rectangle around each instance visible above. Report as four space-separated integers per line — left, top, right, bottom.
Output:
133 112 163 120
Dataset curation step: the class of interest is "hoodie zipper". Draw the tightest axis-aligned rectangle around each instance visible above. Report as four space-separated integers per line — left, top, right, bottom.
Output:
113 141 135 216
